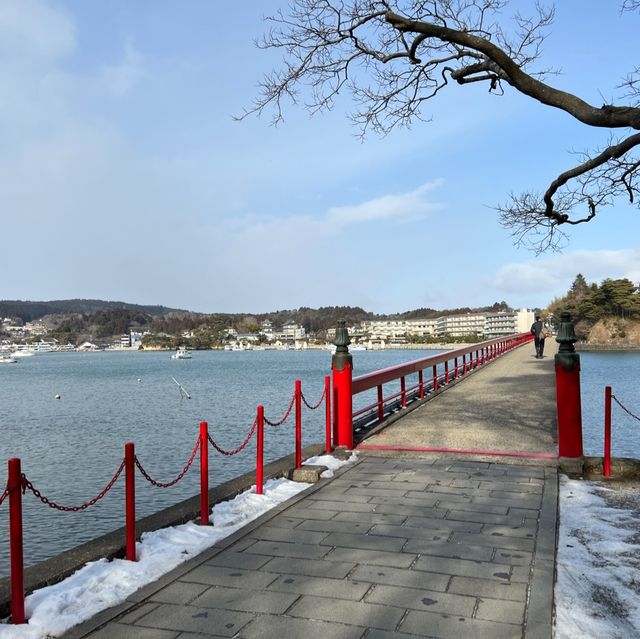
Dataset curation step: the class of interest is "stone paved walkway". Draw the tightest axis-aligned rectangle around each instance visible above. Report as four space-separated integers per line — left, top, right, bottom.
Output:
66 453 557 639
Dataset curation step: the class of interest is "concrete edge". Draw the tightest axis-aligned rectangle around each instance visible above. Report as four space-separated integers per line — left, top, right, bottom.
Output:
0 443 328 618
62 455 363 639
523 465 558 639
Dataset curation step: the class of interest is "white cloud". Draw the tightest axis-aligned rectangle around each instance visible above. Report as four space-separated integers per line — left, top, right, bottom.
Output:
0 0 75 64
493 248 640 298
98 39 146 99
326 180 445 227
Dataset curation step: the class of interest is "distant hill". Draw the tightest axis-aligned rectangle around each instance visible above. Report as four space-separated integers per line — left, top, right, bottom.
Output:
0 299 182 323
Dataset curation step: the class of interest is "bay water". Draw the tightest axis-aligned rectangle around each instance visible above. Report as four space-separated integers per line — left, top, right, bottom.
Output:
0 348 638 576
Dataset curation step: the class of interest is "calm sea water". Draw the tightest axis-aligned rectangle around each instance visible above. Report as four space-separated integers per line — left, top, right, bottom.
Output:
0 348 638 576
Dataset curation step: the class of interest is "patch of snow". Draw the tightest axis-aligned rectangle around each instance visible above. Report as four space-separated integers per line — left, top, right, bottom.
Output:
304 451 358 477
556 476 640 639
0 453 357 639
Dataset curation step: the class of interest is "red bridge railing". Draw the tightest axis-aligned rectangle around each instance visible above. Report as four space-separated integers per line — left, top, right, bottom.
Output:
332 332 534 448
0 375 331 625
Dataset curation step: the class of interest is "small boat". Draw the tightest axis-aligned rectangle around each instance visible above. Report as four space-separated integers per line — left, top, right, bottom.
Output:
171 347 192 360
231 344 245 352
12 349 35 358
350 344 367 351
0 355 17 364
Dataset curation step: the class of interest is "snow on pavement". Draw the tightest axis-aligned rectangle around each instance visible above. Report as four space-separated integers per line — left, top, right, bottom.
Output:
0 453 357 639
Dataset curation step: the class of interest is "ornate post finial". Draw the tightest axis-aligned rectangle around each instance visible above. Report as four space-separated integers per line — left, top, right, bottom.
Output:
555 311 578 354
332 319 352 372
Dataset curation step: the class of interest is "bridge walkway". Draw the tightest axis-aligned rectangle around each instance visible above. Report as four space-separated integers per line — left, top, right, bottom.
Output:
65 342 558 639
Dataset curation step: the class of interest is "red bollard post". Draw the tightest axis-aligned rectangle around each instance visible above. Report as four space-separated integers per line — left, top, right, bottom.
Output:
200 422 209 525
256 405 264 495
324 375 332 454
8 458 25 624
331 321 353 449
125 442 136 561
604 386 612 477
295 380 302 469
555 313 584 461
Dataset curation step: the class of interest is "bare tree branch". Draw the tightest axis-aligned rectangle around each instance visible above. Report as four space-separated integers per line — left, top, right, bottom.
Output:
243 1 640 251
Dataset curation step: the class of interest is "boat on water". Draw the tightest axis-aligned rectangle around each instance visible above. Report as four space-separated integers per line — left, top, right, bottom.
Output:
170 347 192 360
12 349 35 357
0 355 17 364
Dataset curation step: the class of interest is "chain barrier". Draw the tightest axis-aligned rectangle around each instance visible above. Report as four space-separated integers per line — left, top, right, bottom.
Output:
612 394 640 422
135 437 200 488
264 392 296 427
301 385 326 410
21 459 126 512
207 416 258 456
0 481 9 507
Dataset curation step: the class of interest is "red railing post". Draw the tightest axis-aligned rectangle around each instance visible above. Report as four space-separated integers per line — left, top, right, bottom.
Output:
8 458 25 624
199 422 209 525
295 380 302 469
125 442 136 561
377 385 384 422
256 405 264 494
444 361 449 385
432 364 438 392
454 357 459 379
324 375 332 454
463 354 467 375
400 376 407 408
555 313 584 460
418 370 424 399
604 386 612 477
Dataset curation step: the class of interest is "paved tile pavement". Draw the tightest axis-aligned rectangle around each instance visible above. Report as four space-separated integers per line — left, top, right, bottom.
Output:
66 454 557 639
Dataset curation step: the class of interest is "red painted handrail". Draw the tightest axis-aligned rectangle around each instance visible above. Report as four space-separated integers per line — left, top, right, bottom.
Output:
352 333 532 395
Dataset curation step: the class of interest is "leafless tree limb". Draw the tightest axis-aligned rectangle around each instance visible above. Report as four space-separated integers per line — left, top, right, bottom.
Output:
243 1 640 251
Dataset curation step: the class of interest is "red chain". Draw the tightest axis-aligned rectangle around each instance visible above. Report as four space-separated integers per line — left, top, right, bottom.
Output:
135 437 200 488
21 459 126 512
208 417 257 455
0 481 9 507
612 395 640 422
264 392 296 427
301 385 326 410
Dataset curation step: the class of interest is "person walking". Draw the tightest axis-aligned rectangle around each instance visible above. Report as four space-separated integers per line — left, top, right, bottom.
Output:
530 315 546 359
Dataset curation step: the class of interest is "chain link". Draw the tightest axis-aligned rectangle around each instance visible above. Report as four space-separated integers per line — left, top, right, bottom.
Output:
135 437 200 488
21 459 126 512
207 417 258 455
612 394 640 422
301 385 326 410
264 392 296 427
0 481 9 507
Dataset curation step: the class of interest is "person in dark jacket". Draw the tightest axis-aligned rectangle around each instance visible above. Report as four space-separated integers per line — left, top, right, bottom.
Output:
530 315 546 358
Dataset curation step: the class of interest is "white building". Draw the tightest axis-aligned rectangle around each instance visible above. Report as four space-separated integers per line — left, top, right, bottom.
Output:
436 314 486 338
280 321 306 341
361 319 438 340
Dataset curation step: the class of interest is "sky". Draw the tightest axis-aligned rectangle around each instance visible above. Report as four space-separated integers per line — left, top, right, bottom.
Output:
1 0 639 315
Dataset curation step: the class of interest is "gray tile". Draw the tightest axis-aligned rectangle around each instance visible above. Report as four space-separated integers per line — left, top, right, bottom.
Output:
237 614 365 639
191 585 298 614
366 583 476 616
402 539 494 562
295 519 373 534
400 609 522 638
260 556 355 579
326 547 417 568
308 500 376 513
476 597 525 625
117 603 159 625
350 564 449 592
285 506 339 520
288 595 404 631
149 581 210 605
371 524 454 542
249 525 329 545
245 540 332 559
404 516 482 533
448 575 528 602
268 573 371 600
333 511 407 526
88 623 179 639
205 551 272 571
450 531 535 553
135 603 253 636
182 565 277 589
320 532 407 552
413 556 513 582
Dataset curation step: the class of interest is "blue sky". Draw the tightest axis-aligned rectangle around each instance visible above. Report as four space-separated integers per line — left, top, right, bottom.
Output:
1 1 639 314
